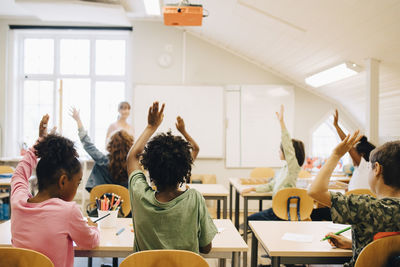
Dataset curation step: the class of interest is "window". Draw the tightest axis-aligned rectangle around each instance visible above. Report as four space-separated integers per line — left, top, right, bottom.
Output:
311 116 351 169
14 30 131 154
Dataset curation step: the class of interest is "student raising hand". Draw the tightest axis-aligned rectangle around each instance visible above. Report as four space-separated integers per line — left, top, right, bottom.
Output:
325 232 352 249
332 131 362 159
176 116 200 161
148 102 165 128
38 114 57 139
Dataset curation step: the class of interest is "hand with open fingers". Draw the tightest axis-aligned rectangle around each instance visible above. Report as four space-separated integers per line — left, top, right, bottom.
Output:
325 232 352 249
175 116 186 133
70 107 81 122
275 104 284 122
148 102 165 128
333 109 339 127
39 114 50 138
332 130 362 158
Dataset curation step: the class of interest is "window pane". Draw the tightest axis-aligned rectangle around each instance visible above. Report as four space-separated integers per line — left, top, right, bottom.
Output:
60 39 90 75
95 81 126 152
23 81 54 146
95 40 126 75
61 79 91 153
24 39 54 74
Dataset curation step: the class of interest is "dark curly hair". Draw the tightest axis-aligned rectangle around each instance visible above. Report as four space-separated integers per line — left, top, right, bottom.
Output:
355 136 376 162
140 131 193 192
34 134 81 191
107 130 134 184
370 140 400 189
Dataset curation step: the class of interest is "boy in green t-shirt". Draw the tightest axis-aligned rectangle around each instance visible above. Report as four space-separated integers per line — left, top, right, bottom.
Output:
126 102 217 254
308 131 400 267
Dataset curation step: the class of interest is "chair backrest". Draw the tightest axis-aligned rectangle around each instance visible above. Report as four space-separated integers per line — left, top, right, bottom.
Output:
190 174 217 184
0 165 14 174
298 169 312 178
0 247 54 267
250 167 274 178
119 250 209 267
355 234 400 267
345 189 376 197
272 188 314 221
90 184 131 217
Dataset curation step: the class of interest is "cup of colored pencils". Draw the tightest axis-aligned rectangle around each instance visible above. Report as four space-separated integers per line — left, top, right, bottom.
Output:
95 193 123 228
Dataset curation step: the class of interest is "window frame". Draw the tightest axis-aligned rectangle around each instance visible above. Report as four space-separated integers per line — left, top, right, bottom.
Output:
11 29 132 155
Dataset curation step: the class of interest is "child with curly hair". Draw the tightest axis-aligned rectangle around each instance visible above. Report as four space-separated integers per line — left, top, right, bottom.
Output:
11 115 99 267
126 102 217 254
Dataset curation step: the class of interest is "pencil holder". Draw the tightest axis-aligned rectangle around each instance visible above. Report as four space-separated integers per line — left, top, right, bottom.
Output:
97 209 118 228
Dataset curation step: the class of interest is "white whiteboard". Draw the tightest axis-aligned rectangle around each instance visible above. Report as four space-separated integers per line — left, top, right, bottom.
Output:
226 85 295 167
133 85 224 158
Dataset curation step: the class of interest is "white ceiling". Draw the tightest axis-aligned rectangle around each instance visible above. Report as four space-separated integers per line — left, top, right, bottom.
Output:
1 0 399 140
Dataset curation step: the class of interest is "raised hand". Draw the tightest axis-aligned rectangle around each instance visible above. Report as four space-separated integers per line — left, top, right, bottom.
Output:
332 130 362 159
333 109 339 127
39 114 50 138
175 116 186 133
275 105 284 122
147 102 165 128
70 107 80 122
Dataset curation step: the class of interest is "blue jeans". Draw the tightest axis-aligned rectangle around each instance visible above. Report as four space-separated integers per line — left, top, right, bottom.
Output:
248 208 282 221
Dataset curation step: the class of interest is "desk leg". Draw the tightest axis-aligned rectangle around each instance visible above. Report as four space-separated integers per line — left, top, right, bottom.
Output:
113 257 118 267
223 196 227 219
217 199 221 219
232 252 240 267
229 183 233 220
259 199 263 212
251 231 258 267
243 197 248 267
218 258 226 267
271 257 280 267
234 190 240 229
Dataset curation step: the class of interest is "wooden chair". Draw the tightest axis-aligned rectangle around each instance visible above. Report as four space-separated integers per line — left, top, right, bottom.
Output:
250 167 274 178
355 234 400 267
190 174 217 184
345 189 376 197
119 250 209 267
0 165 14 174
272 188 314 221
298 169 312 178
90 184 131 217
0 247 54 267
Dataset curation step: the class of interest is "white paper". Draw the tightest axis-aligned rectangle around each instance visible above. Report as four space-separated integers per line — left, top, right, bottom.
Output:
217 227 225 233
282 232 313 243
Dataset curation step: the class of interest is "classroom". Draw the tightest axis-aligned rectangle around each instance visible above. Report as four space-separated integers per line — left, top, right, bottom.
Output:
1 1 400 267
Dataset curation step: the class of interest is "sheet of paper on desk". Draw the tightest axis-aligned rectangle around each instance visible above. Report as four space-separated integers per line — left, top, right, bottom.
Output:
217 227 224 233
282 233 313 243
328 224 350 230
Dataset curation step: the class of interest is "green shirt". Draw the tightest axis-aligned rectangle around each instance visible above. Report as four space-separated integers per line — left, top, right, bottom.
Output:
128 170 218 253
330 192 400 267
255 128 300 196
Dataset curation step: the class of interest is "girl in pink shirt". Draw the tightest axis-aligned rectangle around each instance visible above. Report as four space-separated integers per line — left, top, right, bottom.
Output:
11 114 100 267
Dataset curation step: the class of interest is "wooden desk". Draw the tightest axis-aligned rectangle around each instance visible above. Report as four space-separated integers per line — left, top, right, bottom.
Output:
188 184 229 219
249 221 352 267
229 178 273 267
0 218 247 267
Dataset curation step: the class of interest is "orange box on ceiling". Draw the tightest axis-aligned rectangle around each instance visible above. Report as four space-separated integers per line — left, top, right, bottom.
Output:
163 5 203 26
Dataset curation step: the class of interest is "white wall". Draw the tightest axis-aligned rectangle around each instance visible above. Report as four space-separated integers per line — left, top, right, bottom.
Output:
0 19 359 210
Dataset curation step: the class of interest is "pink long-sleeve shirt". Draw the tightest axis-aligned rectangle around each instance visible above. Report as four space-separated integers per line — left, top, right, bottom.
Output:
11 149 100 267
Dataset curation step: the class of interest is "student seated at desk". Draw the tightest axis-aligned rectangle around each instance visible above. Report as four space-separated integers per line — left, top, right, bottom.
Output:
308 132 400 267
11 115 99 267
71 108 134 192
242 105 305 221
126 102 217 254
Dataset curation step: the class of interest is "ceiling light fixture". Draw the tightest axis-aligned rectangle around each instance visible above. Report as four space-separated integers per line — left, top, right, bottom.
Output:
305 62 362 87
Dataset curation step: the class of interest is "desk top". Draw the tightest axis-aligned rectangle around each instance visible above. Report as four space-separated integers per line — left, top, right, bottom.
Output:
249 221 353 257
0 218 247 253
0 176 37 187
188 184 229 197
229 178 273 197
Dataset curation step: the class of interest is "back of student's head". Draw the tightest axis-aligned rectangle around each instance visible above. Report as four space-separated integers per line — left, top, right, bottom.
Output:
140 131 193 191
355 136 376 162
281 139 305 166
370 140 400 189
34 134 81 191
107 130 134 183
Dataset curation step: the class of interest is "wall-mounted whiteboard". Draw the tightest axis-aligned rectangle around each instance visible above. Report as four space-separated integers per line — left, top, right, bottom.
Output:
226 85 295 167
133 85 224 158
